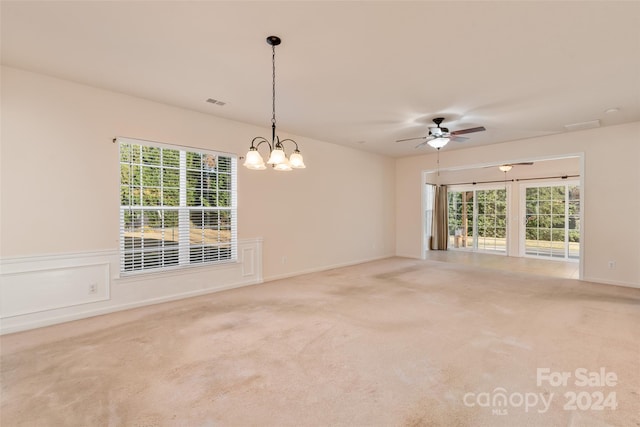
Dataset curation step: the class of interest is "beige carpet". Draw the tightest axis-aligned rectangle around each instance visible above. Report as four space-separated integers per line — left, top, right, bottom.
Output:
1 257 639 426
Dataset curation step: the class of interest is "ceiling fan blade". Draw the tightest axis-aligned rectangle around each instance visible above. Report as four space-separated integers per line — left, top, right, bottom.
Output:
484 161 536 169
415 140 431 149
451 126 486 136
396 136 427 143
451 136 469 143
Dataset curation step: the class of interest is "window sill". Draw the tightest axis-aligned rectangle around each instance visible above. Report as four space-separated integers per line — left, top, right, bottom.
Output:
115 259 240 283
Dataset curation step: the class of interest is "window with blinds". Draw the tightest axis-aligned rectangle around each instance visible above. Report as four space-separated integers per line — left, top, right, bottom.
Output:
118 138 237 273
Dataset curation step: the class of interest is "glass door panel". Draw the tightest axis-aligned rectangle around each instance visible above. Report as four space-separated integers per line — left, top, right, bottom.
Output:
477 189 507 252
448 190 474 250
522 182 579 260
448 187 506 254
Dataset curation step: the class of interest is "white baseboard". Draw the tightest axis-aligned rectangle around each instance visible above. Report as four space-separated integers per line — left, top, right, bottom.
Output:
263 254 394 283
582 276 640 289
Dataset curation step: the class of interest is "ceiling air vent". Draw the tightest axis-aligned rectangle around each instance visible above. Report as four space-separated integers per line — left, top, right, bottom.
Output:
564 119 600 132
206 98 226 106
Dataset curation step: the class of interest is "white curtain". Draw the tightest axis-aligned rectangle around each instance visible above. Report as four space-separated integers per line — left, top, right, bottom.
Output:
430 185 448 250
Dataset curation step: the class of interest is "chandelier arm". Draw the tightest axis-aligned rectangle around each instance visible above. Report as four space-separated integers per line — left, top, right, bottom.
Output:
278 138 300 152
251 136 272 151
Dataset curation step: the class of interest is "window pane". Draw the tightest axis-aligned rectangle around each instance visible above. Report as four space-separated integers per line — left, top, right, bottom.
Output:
131 187 142 206
162 168 179 188
120 186 131 205
552 215 565 228
218 174 231 191
538 187 551 200
120 143 132 162
568 201 580 215
218 157 232 173
163 189 179 206
202 190 216 207
142 146 161 165
552 186 565 199
186 170 202 189
569 186 580 201
187 189 201 207
218 191 231 207
552 200 565 214
142 188 161 206
552 229 565 242
162 149 180 167
538 215 551 228
186 152 202 170
131 165 141 186
539 201 551 215
120 164 131 185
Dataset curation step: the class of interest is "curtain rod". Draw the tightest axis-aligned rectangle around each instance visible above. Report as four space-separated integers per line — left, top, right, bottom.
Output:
425 174 579 186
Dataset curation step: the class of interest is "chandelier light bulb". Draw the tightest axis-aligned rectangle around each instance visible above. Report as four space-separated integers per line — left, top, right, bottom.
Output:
289 151 306 169
267 147 286 165
243 149 266 169
273 159 293 171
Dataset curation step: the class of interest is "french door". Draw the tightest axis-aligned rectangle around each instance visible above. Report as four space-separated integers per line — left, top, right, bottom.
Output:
520 182 580 260
448 187 507 254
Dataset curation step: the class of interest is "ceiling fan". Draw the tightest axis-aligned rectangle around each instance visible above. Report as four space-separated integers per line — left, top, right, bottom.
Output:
497 162 534 172
396 117 486 149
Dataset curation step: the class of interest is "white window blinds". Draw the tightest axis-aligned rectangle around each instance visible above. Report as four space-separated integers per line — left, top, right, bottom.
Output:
118 137 237 273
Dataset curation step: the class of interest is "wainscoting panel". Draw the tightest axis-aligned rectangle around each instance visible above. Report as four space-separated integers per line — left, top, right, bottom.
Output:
242 247 256 277
1 263 110 318
0 238 263 334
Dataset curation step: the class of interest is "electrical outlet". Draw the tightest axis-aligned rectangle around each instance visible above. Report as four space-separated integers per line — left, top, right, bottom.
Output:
608 261 616 269
281 256 287 265
89 283 98 294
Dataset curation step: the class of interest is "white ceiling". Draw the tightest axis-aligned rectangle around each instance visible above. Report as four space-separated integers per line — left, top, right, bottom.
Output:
2 1 639 158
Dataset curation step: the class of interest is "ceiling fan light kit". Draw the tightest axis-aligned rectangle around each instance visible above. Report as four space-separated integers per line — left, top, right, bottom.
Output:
427 137 450 149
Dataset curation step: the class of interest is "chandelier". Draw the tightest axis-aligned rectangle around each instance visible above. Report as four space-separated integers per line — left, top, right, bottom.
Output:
243 36 305 171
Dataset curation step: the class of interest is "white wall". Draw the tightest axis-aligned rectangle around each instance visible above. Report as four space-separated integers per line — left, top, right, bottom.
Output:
397 122 640 288
0 66 396 332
